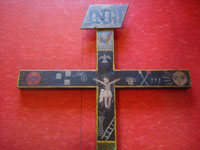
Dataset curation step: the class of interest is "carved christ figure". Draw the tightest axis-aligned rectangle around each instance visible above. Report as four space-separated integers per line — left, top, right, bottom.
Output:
93 77 120 109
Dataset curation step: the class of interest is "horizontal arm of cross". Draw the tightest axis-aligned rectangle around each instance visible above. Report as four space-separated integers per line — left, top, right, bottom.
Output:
18 70 97 88
114 70 191 88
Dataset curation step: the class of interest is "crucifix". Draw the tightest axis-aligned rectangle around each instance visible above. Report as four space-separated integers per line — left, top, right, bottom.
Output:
18 4 191 150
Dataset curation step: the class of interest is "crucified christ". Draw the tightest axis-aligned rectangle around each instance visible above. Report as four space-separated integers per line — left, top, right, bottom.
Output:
93 77 120 109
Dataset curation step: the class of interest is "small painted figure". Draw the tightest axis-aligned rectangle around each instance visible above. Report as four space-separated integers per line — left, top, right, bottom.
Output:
93 77 120 109
99 54 111 63
98 32 112 43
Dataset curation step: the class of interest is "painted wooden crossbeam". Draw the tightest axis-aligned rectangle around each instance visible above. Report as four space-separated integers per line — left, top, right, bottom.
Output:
18 70 96 88
18 70 190 88
17 5 191 150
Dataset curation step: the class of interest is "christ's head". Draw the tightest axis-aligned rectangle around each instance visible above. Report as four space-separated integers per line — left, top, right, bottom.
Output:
103 77 109 84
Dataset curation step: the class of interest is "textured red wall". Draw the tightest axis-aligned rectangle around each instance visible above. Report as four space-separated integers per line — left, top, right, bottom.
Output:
0 0 200 150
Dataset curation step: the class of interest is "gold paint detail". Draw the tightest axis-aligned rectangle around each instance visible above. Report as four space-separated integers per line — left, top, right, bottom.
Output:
114 88 117 145
18 86 97 89
96 86 99 141
97 142 116 150
19 69 97 71
114 69 190 71
115 86 191 88
97 141 116 143
17 71 20 88
113 30 115 70
98 49 113 51
189 70 192 87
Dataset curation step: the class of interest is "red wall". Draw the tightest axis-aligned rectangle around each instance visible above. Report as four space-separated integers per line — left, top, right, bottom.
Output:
0 0 200 150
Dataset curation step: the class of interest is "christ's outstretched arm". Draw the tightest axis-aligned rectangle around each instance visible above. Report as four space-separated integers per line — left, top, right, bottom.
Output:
109 78 120 85
93 78 106 85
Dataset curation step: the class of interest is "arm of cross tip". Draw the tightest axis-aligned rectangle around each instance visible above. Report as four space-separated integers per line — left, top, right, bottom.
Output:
17 70 97 88
114 70 191 88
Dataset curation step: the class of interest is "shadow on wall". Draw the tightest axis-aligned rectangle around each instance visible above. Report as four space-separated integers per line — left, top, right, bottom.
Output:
116 88 193 110
19 88 194 110
19 89 94 110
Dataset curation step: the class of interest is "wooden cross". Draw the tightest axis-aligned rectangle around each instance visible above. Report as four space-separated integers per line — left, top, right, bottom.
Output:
18 4 191 150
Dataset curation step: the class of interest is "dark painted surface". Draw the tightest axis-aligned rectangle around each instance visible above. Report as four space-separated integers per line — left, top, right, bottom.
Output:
18 71 96 87
18 70 191 88
98 51 113 72
115 70 191 87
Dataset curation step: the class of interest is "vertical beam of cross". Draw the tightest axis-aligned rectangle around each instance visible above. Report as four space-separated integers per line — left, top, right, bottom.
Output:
96 29 117 149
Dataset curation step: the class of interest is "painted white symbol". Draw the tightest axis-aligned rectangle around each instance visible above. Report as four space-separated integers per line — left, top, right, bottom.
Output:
151 78 161 84
99 55 111 63
158 78 161 84
138 71 151 86
64 79 70 85
93 77 120 109
101 117 115 140
76 72 87 83
81 76 87 83
162 71 173 86
56 73 62 79
98 116 105 137
80 72 87 83
126 77 136 85
65 71 71 77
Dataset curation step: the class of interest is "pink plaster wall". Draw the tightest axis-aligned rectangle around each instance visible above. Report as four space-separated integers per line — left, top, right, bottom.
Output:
0 0 200 150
